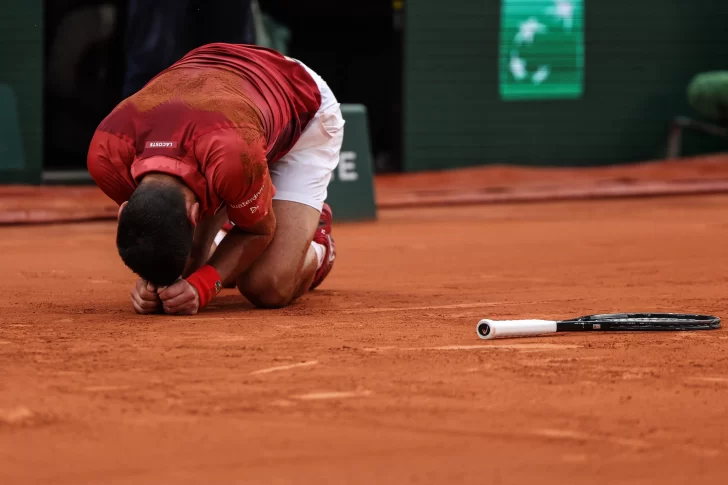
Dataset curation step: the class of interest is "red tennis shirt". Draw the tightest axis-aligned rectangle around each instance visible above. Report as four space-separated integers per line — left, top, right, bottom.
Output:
87 43 321 227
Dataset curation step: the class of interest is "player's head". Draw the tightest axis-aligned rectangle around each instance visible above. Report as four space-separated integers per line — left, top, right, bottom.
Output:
116 175 199 287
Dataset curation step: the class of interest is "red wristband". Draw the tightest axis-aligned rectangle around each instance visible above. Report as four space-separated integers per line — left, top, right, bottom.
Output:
186 265 223 309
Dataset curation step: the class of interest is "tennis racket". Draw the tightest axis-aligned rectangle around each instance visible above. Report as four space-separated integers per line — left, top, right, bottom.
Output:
476 313 721 340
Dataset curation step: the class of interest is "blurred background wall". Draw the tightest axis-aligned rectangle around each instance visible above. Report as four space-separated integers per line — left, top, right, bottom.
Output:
405 0 728 170
0 1 44 183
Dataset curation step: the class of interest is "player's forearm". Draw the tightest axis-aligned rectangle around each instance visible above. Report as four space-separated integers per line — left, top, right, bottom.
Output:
206 226 274 286
184 211 229 277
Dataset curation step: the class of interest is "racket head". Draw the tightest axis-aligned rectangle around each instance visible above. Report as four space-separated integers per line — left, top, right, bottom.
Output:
561 313 721 331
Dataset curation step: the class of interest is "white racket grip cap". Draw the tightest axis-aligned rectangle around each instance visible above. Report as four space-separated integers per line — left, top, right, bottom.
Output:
477 319 558 340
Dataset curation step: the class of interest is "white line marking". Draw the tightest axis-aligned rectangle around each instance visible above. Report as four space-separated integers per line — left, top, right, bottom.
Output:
251 360 319 375
340 299 595 315
687 377 728 383
364 343 580 352
83 385 132 392
207 336 249 343
342 302 513 314
167 317 259 322
0 407 34 424
294 390 372 400
682 445 721 458
608 437 651 449
434 344 580 350
532 428 649 450
533 428 590 440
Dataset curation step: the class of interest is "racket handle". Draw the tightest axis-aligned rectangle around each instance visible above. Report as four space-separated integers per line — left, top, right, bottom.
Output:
477 319 558 340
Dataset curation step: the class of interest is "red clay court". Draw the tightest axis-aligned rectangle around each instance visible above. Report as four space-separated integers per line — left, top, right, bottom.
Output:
2 159 728 484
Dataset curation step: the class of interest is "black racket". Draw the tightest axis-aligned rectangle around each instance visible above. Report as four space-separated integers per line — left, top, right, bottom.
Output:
477 313 721 340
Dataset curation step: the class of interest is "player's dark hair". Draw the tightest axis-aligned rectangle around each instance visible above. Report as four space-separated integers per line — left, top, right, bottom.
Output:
116 182 193 287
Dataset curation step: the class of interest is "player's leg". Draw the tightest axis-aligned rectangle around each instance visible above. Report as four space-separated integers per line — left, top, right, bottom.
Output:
235 60 343 308
235 200 322 308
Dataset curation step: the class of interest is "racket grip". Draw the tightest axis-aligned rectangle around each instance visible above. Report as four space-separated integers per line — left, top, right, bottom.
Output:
477 319 558 340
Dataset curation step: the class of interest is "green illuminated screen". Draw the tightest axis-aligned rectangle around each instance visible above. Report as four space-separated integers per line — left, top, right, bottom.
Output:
499 0 584 100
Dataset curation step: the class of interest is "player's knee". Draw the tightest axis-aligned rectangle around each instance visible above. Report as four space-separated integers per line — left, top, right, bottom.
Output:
237 273 294 309
247 287 291 309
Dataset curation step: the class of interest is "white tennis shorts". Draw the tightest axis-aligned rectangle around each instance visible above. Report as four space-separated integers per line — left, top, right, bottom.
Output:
270 60 345 212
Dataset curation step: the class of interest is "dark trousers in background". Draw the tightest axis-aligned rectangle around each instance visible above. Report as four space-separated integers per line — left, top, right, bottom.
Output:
123 0 254 97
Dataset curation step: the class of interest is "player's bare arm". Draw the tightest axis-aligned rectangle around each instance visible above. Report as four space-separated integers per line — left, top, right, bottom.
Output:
183 208 231 277
207 211 276 287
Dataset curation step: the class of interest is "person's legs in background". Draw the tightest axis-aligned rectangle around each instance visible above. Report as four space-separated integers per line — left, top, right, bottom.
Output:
190 0 255 48
122 0 254 98
122 0 190 98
